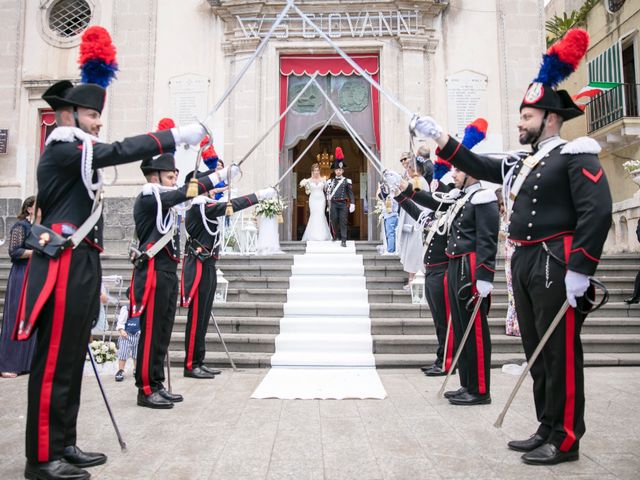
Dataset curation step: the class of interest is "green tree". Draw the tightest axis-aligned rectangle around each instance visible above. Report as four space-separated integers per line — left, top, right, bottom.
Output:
546 0 599 47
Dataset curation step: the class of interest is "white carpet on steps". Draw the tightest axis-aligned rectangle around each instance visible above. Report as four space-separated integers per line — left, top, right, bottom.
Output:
252 240 386 400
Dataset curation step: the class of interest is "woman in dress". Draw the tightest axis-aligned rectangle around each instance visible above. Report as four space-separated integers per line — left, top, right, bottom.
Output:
396 153 428 290
0 196 37 377
496 189 520 336
300 163 331 241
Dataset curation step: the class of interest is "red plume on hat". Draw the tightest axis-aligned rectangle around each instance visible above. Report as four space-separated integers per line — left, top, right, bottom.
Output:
335 147 344 160
534 29 589 88
156 117 175 131
200 136 219 169
78 26 118 88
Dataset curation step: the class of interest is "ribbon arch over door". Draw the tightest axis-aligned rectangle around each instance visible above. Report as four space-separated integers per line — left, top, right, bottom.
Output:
279 54 381 153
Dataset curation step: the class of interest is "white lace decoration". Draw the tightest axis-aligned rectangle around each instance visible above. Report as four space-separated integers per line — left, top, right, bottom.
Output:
45 126 105 200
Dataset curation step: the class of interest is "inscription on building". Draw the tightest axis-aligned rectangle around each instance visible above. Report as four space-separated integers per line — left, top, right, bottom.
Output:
169 74 210 125
236 11 420 39
446 71 488 139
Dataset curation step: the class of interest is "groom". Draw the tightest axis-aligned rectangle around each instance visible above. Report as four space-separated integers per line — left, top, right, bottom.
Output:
326 147 355 247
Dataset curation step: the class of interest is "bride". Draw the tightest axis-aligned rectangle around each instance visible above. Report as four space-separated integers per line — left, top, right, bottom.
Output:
300 163 332 241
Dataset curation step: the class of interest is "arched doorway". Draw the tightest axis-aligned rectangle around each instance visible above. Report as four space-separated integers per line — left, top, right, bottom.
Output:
290 126 367 241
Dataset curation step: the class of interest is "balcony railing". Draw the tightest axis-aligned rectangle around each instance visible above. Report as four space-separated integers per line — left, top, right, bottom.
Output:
585 83 640 133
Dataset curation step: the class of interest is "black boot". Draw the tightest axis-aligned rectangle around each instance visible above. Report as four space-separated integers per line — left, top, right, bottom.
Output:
158 387 183 403
521 443 579 465
507 433 546 452
625 272 640 304
184 366 215 379
137 390 173 409
448 391 491 405
200 365 221 375
443 387 467 399
62 446 106 468
24 460 90 480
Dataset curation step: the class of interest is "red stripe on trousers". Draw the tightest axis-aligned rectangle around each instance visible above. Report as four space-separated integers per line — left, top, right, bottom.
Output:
38 248 72 462
443 271 453 371
469 253 486 394
140 260 157 396
186 288 199 371
560 235 577 451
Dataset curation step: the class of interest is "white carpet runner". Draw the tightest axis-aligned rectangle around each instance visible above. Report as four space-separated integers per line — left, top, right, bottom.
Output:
251 241 386 399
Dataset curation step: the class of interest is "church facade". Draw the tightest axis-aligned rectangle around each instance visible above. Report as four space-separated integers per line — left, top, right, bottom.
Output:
0 0 545 242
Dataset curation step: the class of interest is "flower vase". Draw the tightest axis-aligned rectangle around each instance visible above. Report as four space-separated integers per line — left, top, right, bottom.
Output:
256 215 284 255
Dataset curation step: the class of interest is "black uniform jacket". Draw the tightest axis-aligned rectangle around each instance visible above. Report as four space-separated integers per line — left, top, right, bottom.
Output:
437 135 612 276
397 183 499 282
180 193 258 307
16 130 176 340
130 175 219 316
327 176 355 203
395 185 448 268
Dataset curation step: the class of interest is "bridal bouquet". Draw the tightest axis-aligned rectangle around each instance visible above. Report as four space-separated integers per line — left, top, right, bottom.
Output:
372 198 385 226
299 178 311 195
255 198 286 218
88 340 117 364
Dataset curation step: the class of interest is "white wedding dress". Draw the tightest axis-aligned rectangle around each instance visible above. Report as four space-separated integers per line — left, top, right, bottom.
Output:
302 180 332 241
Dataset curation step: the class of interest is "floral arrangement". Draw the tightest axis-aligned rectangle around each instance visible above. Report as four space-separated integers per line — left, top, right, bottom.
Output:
372 198 385 226
622 160 640 176
299 178 311 195
89 340 117 364
255 198 286 218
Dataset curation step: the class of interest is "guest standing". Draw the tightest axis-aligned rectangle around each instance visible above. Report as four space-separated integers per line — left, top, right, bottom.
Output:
0 196 37 378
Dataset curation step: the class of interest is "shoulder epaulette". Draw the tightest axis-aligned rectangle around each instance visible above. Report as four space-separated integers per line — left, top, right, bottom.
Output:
560 137 601 155
470 189 498 205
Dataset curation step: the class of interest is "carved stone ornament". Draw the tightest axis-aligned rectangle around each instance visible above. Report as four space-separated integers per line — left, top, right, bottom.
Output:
338 79 369 112
289 82 323 114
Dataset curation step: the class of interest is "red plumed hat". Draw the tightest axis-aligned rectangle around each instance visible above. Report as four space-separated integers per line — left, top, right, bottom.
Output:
335 147 344 160
156 117 175 131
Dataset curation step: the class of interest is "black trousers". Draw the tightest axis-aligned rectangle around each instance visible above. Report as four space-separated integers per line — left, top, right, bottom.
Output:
26 246 101 462
184 260 217 370
135 270 178 395
424 264 453 370
511 236 586 452
330 201 349 241
447 255 491 395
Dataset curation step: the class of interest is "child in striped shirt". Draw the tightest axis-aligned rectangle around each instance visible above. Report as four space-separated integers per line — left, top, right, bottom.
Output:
115 304 141 382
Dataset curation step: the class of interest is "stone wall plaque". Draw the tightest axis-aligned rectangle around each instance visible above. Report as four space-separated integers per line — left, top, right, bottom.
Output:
446 71 488 140
169 74 210 125
0 129 8 155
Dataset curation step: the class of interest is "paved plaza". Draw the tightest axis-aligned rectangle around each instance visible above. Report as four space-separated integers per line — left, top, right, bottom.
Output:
1 367 639 479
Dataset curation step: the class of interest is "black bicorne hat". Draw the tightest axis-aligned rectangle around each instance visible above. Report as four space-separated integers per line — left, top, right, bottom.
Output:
331 146 346 169
520 84 583 121
42 80 107 114
519 29 589 121
140 153 176 174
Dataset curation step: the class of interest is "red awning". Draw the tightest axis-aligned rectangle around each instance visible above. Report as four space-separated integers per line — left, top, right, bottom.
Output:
280 54 379 76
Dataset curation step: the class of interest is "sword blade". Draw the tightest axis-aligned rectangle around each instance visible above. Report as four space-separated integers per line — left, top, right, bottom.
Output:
494 300 570 428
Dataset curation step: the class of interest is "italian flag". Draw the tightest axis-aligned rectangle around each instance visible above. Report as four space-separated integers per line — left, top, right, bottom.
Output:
573 81 620 104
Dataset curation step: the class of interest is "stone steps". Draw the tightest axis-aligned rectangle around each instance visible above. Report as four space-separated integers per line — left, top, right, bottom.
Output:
2 245 640 367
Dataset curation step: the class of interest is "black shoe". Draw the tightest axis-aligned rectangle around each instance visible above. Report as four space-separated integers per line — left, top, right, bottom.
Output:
508 433 547 452
521 443 579 465
200 365 221 375
340 241 347 247
184 366 216 379
624 296 640 305
443 387 467 399
137 391 173 409
62 446 106 469
448 391 491 405
114 370 124 382
24 460 90 480
158 387 183 403
419 365 433 372
424 365 446 377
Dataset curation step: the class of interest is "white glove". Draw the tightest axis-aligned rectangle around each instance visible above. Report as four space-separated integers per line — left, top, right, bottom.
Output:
565 270 590 308
349 204 356 213
476 280 493 298
171 123 206 146
414 115 443 140
383 170 403 190
257 187 277 201
212 164 241 183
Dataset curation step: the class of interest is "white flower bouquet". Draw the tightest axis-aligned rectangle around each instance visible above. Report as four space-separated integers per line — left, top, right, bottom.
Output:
89 340 117 364
255 198 286 218
623 160 640 176
372 198 385 226
299 178 311 195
